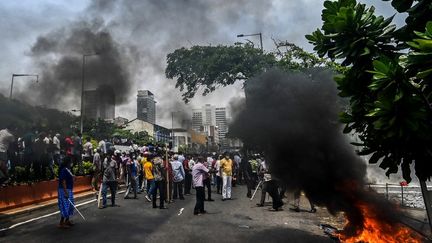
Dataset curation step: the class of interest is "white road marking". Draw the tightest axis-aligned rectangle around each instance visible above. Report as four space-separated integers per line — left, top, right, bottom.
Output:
0 190 125 233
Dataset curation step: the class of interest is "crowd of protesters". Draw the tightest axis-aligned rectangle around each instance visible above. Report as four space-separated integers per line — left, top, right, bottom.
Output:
0 125 119 185
0 126 314 229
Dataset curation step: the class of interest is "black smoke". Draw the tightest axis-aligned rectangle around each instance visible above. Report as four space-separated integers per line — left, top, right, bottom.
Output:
230 68 409 235
18 18 136 109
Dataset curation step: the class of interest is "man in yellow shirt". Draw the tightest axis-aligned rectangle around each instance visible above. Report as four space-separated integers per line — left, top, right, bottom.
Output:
220 152 233 201
143 155 155 202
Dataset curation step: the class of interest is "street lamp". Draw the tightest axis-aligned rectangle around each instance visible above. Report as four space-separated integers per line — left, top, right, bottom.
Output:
237 32 263 52
80 53 99 134
9 74 39 99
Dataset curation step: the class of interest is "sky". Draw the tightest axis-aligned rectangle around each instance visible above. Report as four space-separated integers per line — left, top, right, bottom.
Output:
0 0 406 128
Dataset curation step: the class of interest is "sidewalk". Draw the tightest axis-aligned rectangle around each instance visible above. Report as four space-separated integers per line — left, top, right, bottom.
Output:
400 207 432 240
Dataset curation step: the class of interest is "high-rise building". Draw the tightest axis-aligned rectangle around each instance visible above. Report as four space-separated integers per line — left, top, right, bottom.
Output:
192 104 228 147
215 107 228 147
84 86 115 121
137 90 156 124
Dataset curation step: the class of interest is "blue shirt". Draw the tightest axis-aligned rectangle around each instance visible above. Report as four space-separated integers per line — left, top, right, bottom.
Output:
58 167 73 190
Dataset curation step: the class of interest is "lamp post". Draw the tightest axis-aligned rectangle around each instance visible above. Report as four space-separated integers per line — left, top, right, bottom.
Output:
10 74 39 99
237 32 263 52
80 53 99 134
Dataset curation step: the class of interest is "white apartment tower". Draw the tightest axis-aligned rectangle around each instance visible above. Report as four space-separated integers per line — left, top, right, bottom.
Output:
192 104 228 147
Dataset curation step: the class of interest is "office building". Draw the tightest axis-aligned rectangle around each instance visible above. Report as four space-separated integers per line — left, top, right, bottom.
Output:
137 90 156 124
192 104 228 147
84 86 115 121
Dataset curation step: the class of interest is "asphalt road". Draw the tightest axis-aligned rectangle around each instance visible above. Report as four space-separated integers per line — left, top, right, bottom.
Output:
0 185 334 243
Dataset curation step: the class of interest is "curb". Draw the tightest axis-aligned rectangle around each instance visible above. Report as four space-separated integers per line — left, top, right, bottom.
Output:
0 190 95 223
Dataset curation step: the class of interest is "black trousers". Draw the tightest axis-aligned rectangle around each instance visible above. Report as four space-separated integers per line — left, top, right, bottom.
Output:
173 181 184 199
194 186 205 214
152 180 165 208
184 172 192 194
216 176 222 194
204 178 212 200
267 180 283 209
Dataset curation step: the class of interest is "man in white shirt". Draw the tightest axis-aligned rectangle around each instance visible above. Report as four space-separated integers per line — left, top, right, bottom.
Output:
53 134 61 165
83 137 93 162
0 127 15 184
98 139 107 155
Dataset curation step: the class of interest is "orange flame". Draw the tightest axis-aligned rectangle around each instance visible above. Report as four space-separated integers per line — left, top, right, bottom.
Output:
338 204 422 243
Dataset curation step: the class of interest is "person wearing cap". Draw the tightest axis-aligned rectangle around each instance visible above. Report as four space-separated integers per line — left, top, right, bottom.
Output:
100 156 119 208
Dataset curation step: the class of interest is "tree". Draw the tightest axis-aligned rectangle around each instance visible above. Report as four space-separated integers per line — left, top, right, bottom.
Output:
165 42 343 103
306 0 432 181
166 43 276 103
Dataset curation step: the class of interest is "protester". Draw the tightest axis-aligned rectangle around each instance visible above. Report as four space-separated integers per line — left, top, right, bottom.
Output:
203 156 214 201
240 152 254 198
183 155 192 195
291 189 316 213
192 157 209 215
124 154 139 199
100 156 119 209
171 155 185 200
256 158 270 207
53 133 61 165
57 158 74 228
220 152 233 201
234 153 242 184
72 132 82 173
152 155 168 209
23 129 35 180
215 155 222 194
83 137 93 162
0 126 15 185
34 132 48 181
92 149 102 192
98 139 107 155
143 154 155 202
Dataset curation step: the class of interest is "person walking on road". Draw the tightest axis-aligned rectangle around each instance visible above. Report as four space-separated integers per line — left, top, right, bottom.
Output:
124 154 139 199
220 152 233 201
143 155 155 202
92 149 102 192
57 159 74 228
171 155 185 200
192 157 209 215
100 156 119 209
152 156 168 209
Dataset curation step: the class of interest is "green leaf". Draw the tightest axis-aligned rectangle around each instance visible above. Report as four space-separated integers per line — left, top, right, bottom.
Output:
373 60 390 74
417 68 432 78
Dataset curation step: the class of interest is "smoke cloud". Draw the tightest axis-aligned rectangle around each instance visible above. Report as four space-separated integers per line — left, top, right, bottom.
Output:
230 68 409 234
17 18 137 108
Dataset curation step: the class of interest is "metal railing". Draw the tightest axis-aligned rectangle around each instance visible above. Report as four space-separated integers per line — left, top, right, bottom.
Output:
367 183 429 209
